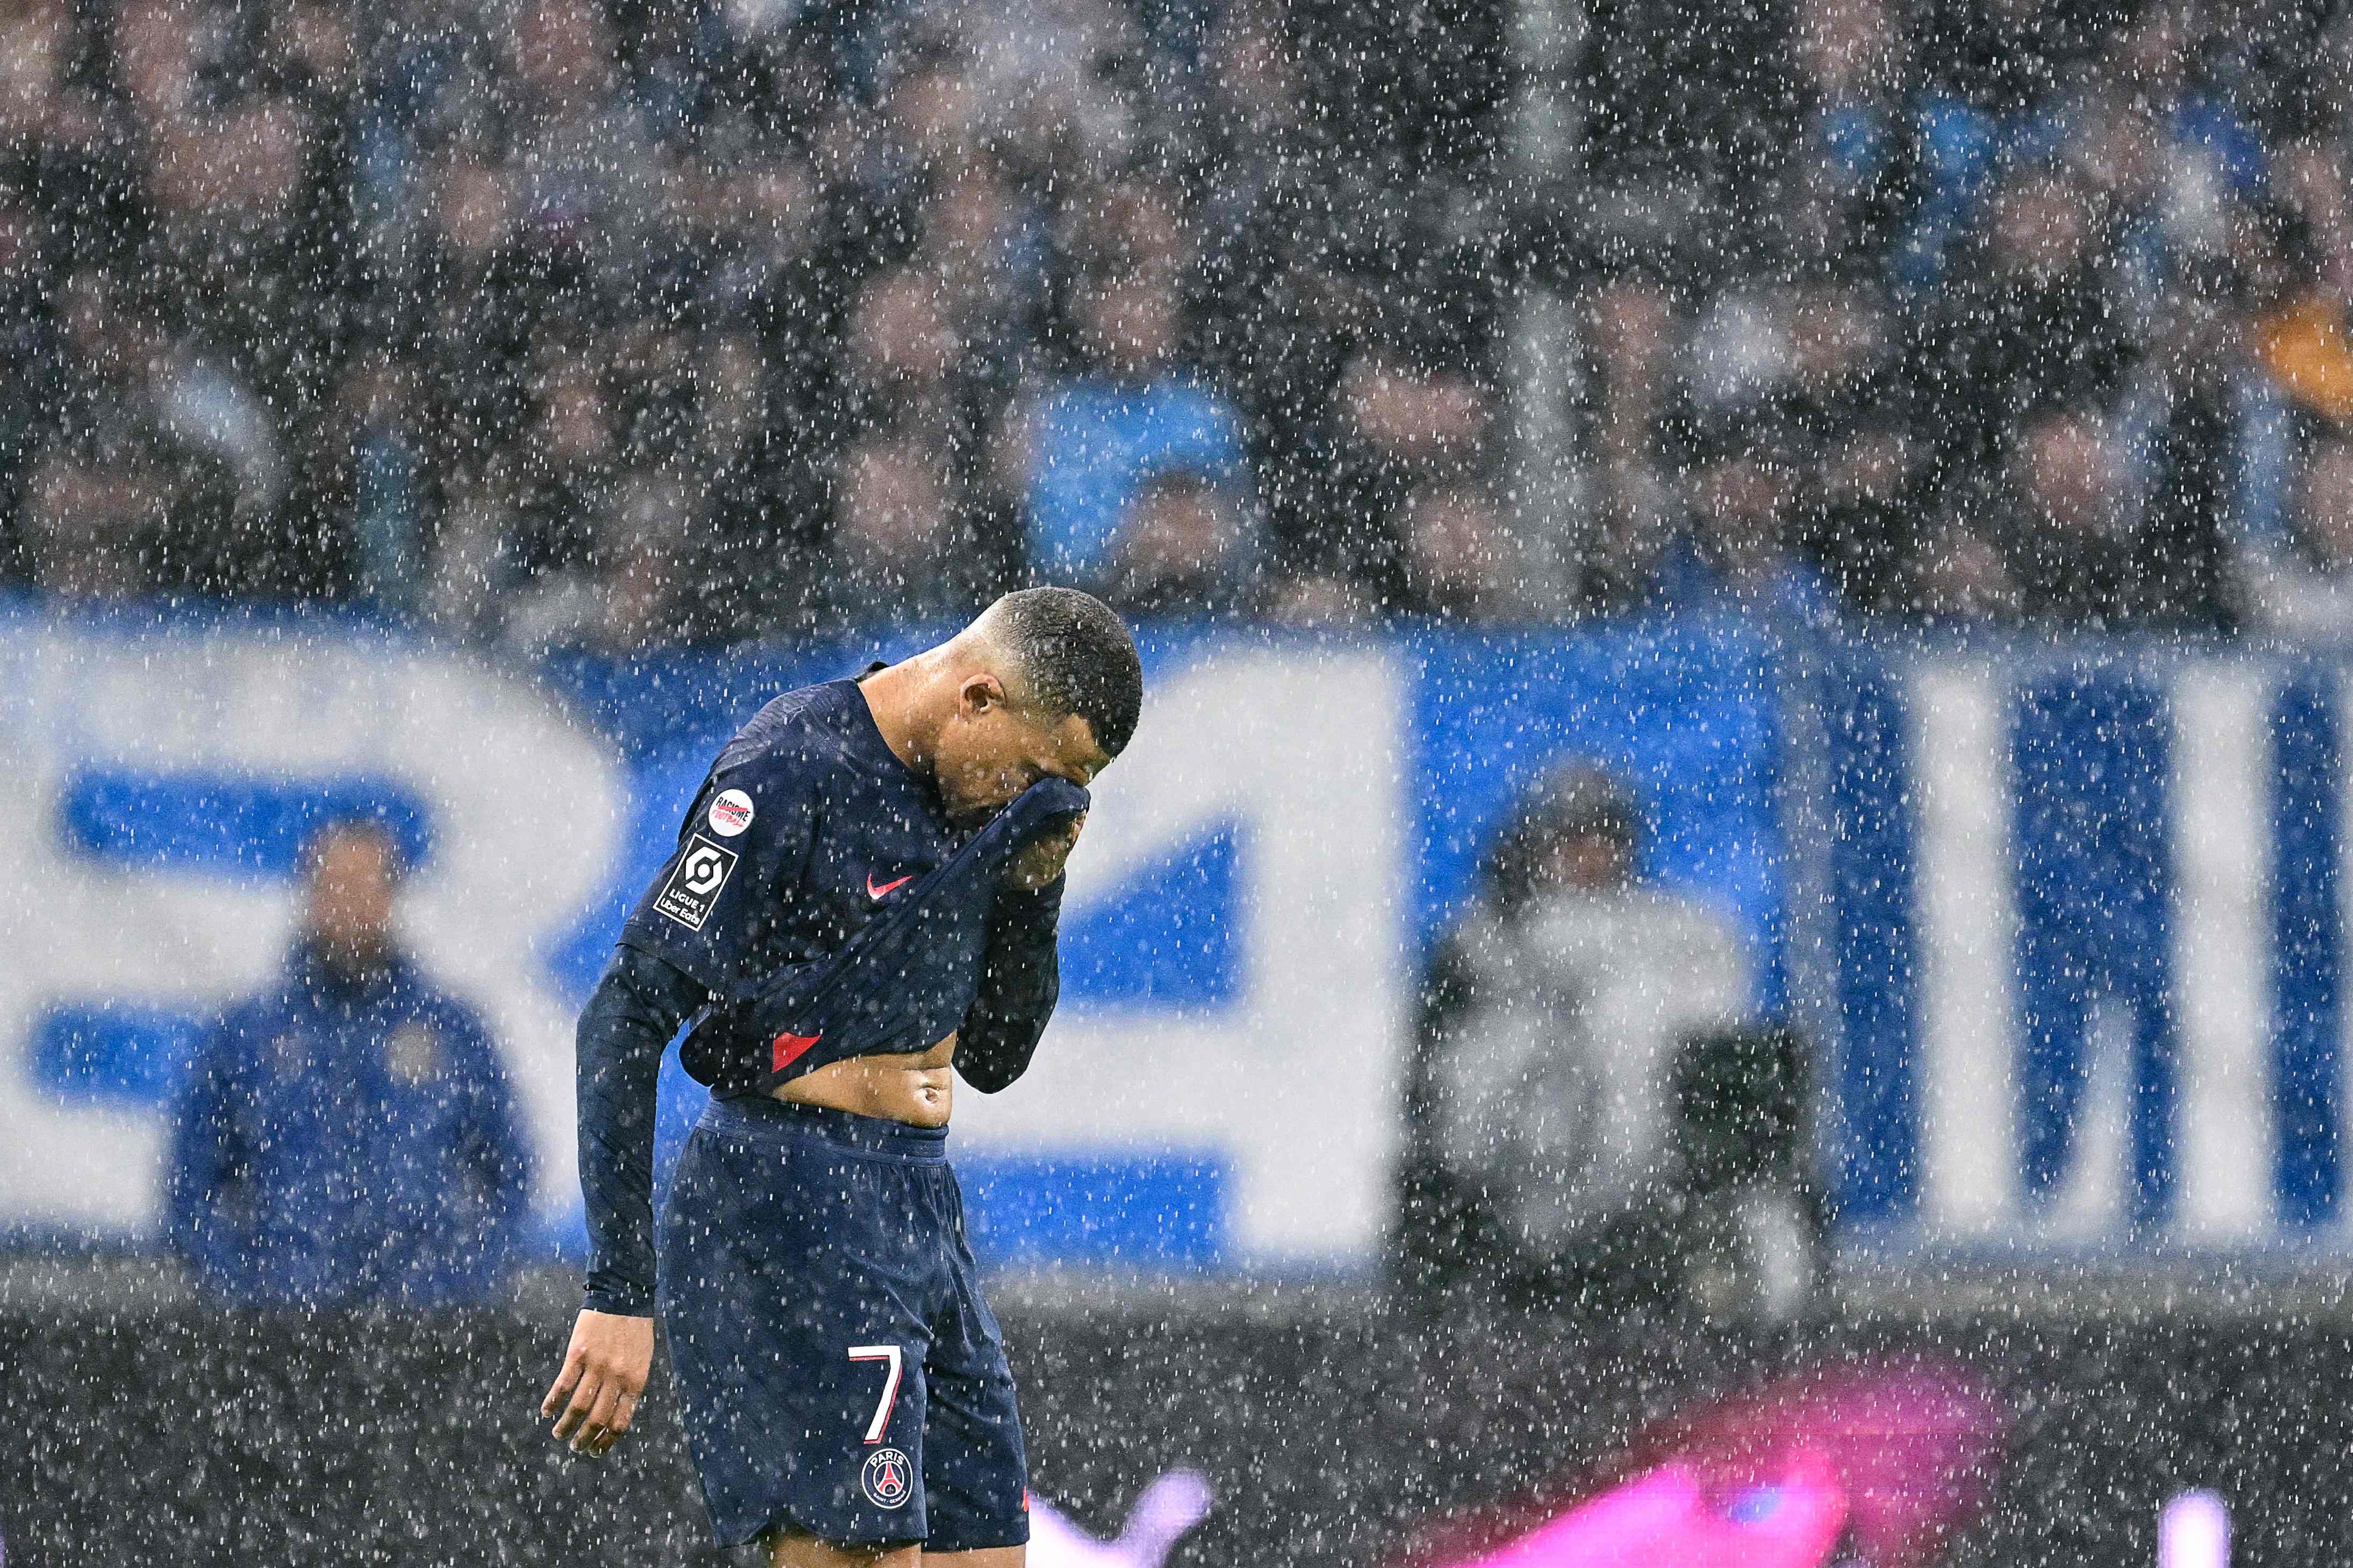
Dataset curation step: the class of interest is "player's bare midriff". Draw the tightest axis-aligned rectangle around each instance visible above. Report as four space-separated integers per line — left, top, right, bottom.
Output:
770 1031 959 1127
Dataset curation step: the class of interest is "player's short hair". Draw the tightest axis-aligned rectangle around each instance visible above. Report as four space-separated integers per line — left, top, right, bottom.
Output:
987 587 1144 759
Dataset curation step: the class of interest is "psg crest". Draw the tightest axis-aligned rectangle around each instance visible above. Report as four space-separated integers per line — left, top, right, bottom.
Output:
862 1447 914 1510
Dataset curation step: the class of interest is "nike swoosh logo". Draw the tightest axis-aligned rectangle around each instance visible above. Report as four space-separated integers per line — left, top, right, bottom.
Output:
772 1030 821 1074
866 873 913 900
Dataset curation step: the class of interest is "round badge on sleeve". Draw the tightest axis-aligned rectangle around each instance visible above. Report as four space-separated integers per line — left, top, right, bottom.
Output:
707 789 755 837
861 1447 914 1510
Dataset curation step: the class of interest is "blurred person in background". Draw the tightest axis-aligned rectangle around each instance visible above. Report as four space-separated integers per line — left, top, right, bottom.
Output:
1978 401 2170 628
503 469 698 654
499 0 661 303
14 433 167 598
1909 163 2141 492
1091 466 1259 618
2238 425 2353 639
16 415 237 597
0 184 62 540
1653 409 1837 625
1394 763 1751 1315
1798 406 1928 616
1007 263 1248 586
819 432 1011 628
1582 262 1681 484
830 261 999 468
1771 0 1925 282
1290 338 1495 609
166 816 531 1307
1393 481 1555 622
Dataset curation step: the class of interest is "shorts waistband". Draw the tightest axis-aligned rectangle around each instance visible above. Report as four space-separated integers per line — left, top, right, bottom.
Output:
701 1092 950 1160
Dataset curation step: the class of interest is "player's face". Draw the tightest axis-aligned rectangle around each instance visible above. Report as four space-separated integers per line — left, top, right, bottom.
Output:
933 676 1109 828
303 826 400 961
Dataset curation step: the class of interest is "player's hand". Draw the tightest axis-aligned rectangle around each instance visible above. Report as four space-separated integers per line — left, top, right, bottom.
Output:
542 1308 654 1458
1006 813 1084 891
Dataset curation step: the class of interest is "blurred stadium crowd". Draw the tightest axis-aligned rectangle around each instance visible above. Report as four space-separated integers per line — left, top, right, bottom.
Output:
5 0 2353 643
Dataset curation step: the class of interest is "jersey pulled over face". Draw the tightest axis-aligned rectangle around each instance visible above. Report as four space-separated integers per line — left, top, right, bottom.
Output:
620 675 966 1006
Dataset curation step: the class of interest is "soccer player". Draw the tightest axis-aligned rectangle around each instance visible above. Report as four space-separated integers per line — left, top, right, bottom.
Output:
541 587 1143 1568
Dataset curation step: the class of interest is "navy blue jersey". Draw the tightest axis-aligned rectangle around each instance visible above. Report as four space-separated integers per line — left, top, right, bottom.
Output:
681 772 1087 1094
617 674 1084 1096
618 676 960 1001
578 671 1080 1314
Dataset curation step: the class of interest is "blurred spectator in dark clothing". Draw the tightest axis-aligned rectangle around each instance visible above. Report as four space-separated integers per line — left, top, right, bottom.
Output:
1653 412 1835 624
1395 763 1750 1313
1585 267 1681 479
2238 427 2353 638
1396 481 1553 622
1573 0 1789 283
511 347 619 575
819 433 1004 627
420 454 525 639
1912 164 2140 490
1908 511 2024 621
1776 273 1899 454
53 265 171 454
1802 412 1928 614
912 157 1050 387
694 328 823 639
17 437 158 598
1973 402 2184 628
1290 343 1492 605
1769 0 1926 280
167 817 532 1307
410 148 540 483
505 469 697 652
2126 265 2255 632
19 416 237 596
500 0 661 303
0 187 61 537
1916 0 2116 122
1577 456 1679 617
832 262 996 466
1093 467 1257 618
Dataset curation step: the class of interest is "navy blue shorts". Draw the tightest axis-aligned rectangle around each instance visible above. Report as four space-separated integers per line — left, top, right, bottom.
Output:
657 1095 1029 1550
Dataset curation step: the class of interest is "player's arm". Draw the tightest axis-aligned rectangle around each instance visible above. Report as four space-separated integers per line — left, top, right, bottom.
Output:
165 1019 255 1284
956 815 1082 1092
541 944 706 1456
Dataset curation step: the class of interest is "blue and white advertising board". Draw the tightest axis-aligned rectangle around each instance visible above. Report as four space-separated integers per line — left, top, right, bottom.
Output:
0 606 1789 1270
35 609 2351 1265
1823 643 2353 1251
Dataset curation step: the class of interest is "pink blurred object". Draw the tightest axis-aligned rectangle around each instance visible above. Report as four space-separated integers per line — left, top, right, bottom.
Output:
1396 1356 2007 1568
1447 1447 1848 1568
1641 1357 2008 1567
1028 1471 1214 1568
2158 1491 2231 1568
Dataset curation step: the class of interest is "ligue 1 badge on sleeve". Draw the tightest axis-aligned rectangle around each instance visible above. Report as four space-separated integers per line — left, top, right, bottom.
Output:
708 788 755 837
862 1447 914 1510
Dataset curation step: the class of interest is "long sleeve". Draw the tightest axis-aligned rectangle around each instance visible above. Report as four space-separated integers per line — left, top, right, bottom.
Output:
453 1010 533 1239
577 944 708 1315
165 1027 251 1288
955 876 1065 1093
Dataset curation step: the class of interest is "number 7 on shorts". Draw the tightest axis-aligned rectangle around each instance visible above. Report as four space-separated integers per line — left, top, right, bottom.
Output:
848 1345 903 1443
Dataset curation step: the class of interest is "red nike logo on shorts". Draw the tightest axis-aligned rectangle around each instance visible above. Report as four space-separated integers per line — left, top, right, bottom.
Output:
866 872 913 900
